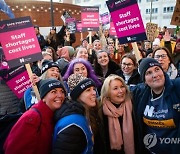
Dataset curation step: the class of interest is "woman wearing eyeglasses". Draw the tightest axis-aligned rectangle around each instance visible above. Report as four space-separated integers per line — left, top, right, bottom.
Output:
116 53 142 86
152 47 179 79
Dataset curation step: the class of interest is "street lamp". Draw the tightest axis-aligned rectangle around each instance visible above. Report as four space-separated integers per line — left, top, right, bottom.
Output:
50 0 54 26
150 0 152 23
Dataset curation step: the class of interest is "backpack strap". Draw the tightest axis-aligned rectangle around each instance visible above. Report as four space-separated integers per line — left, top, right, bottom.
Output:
31 108 42 132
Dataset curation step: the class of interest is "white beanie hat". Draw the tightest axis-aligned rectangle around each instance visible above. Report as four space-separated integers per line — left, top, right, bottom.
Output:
153 38 160 46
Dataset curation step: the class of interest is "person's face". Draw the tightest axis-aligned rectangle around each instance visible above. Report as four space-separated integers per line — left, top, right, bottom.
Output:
82 40 88 48
152 44 159 50
66 30 70 36
144 42 151 50
47 67 60 80
108 41 115 47
121 57 135 75
176 42 180 50
44 88 65 111
34 28 39 35
118 44 124 53
154 49 170 72
145 66 165 93
78 86 96 107
46 48 53 54
109 79 126 104
97 52 109 67
107 45 114 54
93 41 102 51
103 30 109 37
76 48 88 60
43 55 53 61
39 55 53 68
50 29 56 34
73 63 88 77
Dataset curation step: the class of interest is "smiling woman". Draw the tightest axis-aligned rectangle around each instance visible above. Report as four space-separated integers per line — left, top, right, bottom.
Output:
52 74 105 153
152 47 178 79
116 53 142 86
94 50 120 83
100 74 135 154
4 79 66 154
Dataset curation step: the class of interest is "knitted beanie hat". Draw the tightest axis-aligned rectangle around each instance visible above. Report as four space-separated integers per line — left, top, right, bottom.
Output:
67 74 95 100
39 78 65 99
66 46 75 59
146 48 153 57
138 58 163 81
41 60 60 74
153 38 160 46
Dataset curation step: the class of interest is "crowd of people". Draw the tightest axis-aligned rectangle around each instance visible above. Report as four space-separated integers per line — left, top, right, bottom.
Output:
0 21 180 154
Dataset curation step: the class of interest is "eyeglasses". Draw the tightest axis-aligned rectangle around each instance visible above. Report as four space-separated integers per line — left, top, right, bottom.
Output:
121 63 134 67
154 54 167 59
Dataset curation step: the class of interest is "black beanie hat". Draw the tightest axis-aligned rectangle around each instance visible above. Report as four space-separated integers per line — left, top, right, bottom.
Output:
138 58 163 81
146 48 153 57
69 75 96 101
50 26 56 31
41 60 60 74
39 79 65 99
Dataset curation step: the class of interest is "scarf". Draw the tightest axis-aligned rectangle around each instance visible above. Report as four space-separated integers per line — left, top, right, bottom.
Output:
103 98 135 154
167 63 178 79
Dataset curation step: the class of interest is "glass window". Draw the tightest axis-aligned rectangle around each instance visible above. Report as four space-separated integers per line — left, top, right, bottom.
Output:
163 7 166 13
75 0 81 3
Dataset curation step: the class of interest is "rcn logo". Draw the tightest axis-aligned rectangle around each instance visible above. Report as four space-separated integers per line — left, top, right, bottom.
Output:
19 58 25 63
127 37 131 41
127 37 136 41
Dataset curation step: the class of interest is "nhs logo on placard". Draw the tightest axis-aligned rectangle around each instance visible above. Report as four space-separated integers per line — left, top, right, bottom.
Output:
19 58 25 63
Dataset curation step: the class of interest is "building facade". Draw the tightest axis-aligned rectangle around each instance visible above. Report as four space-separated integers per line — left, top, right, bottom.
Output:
73 0 177 28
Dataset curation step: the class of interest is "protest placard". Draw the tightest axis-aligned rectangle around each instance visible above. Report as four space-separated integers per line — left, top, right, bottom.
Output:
2 65 31 99
106 0 147 44
0 16 42 68
76 20 82 32
146 22 158 42
66 17 77 33
109 21 117 38
171 0 180 26
100 12 110 26
81 6 99 31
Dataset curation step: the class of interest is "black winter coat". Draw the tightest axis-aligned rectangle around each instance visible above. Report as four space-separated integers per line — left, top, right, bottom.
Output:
115 69 142 85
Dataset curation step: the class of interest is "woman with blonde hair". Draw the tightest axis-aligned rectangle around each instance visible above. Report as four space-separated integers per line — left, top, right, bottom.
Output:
100 74 135 154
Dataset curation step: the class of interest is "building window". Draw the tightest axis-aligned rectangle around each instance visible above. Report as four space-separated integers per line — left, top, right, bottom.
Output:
75 0 81 4
146 8 158 14
163 6 174 13
146 9 150 14
75 0 81 3
95 5 101 9
163 7 166 13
